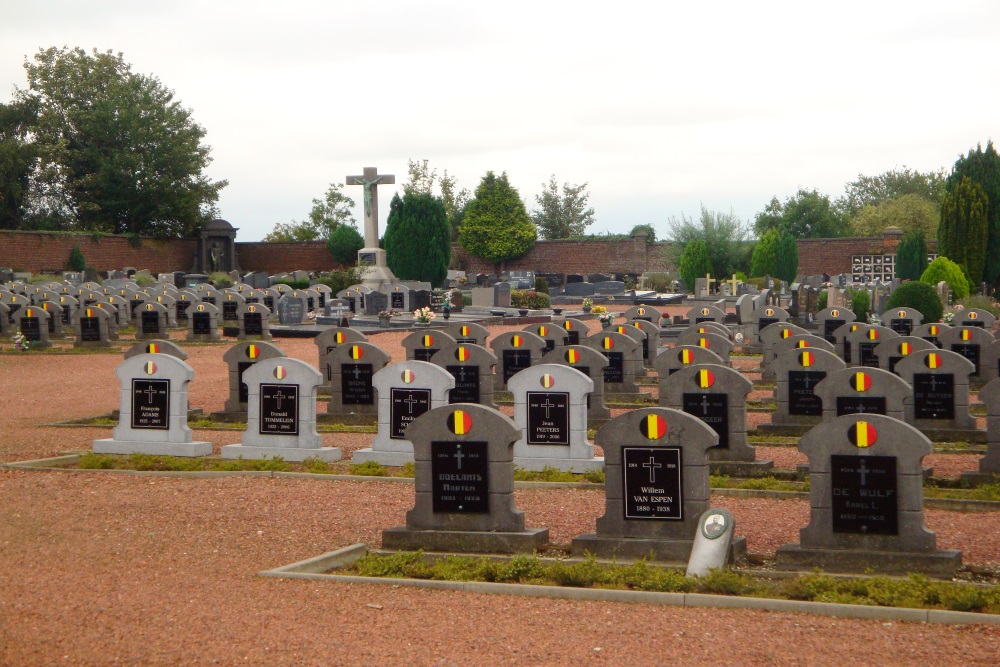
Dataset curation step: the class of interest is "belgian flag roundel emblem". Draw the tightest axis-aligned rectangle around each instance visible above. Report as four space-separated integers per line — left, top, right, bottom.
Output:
540 374 556 388
144 361 157 375
830 309 840 317
455 346 469 362
698 368 715 388
925 353 941 370
448 409 473 435
538 325 548 337
637 308 646 316
796 339 810 348
849 421 877 448
247 344 259 359
335 331 346 344
402 369 416 384
799 351 815 367
781 329 792 339
566 349 580 364
349 345 364 360
274 365 287 380
197 304 206 312
146 303 154 311
422 335 434 347
970 311 979 320
563 320 573 331
850 324 860 332
899 342 911 356
602 337 614 350
698 337 710 349
512 335 523 348
616 325 626 334
867 329 879 341
961 329 972 341
929 325 939 336
852 371 872 392
85 308 94 318
460 325 470 336
680 349 694 364
640 414 667 440
765 308 774 316
701 308 710 316
248 305 256 313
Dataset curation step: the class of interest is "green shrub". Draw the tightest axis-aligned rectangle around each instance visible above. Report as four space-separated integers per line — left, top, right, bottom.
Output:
582 468 605 484
207 272 233 288
678 239 713 292
78 453 115 469
68 244 86 271
534 277 549 294
885 281 944 323
644 273 673 292
349 460 387 476
818 290 828 311
511 290 550 309
302 456 332 474
847 287 870 321
921 256 970 300
326 224 364 266
315 267 360 296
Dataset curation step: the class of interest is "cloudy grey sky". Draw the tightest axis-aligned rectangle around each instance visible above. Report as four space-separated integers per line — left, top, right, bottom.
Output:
2 1 997 241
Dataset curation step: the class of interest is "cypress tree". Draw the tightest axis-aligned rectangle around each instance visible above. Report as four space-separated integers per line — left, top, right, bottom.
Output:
947 141 1000 283
678 239 713 292
384 192 451 286
895 228 927 281
774 231 798 283
938 176 988 286
749 229 778 277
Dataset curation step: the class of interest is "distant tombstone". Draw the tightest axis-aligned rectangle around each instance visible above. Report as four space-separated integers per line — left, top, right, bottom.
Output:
553 317 590 346
594 281 626 296
675 331 733 367
219 341 287 414
13 305 51 349
364 290 390 316
583 331 642 394
571 407 745 562
831 321 865 364
734 294 754 325
776 414 960 577
612 323 651 371
219 291 246 322
442 321 490 346
624 305 660 323
966 378 1000 481
336 288 364 313
845 325 899 369
315 328 368 389
152 293 178 328
873 336 937 374
815 307 856 345
491 282 511 309
410 289 432 313
751 305 791 342
123 339 187 361
174 292 197 323
881 307 922 337
759 322 809 373
772 347 847 426
629 319 664 358
236 302 272 340
92 354 213 457
325 341 391 417
814 366 910 421
938 326 994 380
521 322 567 354
39 301 64 338
134 301 168 340
430 343 498 408
186 302 221 342
388 284 411 311
57 294 79 326
562 282 596 298
381 404 550 554
353 361 456 466
197 286 223 306
659 363 763 469
508 364 600 472
276 294 305 325
680 320 730 340
221 358 340 461
489 331 547 390
94 302 121 340
73 306 112 348
655 344 725 378
541 345 611 422
912 322 950 347
765 334 836 381
895 349 976 431
402 330 458 362
685 305 725 325
954 308 995 329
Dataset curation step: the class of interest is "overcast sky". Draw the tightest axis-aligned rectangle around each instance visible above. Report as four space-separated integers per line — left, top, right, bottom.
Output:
2 1 998 241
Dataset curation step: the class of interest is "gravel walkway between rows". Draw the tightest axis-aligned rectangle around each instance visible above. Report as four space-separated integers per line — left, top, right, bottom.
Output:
2 313 999 665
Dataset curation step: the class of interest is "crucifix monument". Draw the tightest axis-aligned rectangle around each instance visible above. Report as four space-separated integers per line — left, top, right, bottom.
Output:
347 166 397 291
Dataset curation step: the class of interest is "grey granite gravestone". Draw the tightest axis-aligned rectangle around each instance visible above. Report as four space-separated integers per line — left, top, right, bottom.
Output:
222 357 340 462
218 291 246 323
583 330 643 394
881 307 923 337
411 289 433 312
813 366 910 422
938 325 994 380
235 302 272 341
758 322 809 374
13 305 51 349
353 360 455 466
595 281 626 295
123 339 187 361
540 345 611 422
686 508 737 577
151 293 178 328
776 414 961 577
655 344 725 378
94 302 121 340
629 319 664 361
624 305 661 323
570 407 746 562
364 290 390 316
509 364 600 472
845 325 900 369
430 343 498 409
873 336 937 375
186 302 221 342
57 294 80 327
659 362 770 475
894 348 977 433
381 403 550 554
522 322 568 354
402 330 458 362
563 282 596 297
685 305 726 325
963 377 1000 483
38 301 64 338
769 347 847 429
325 341 391 418
73 305 114 349
552 317 591 346
489 330 548 390
276 294 305 325
216 341 287 416
0 301 11 338
611 323 652 371
133 301 169 341
93 354 213 457
680 320 730 340
954 308 995 329
314 328 368 391
911 322 950 347
764 334 836 381
984 338 1000 380
815 307 856 345
386 284 411 312
751 304 791 345
675 331 733 367
442 321 490 346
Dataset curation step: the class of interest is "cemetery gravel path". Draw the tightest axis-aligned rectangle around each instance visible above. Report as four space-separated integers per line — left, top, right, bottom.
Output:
2 322 1000 665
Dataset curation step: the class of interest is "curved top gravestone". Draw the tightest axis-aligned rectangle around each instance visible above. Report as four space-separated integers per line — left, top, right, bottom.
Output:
124 339 187 361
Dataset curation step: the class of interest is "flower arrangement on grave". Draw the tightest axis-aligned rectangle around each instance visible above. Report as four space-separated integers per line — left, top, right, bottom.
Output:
943 311 955 324
457 276 468 285
582 297 593 312
867 312 881 325
307 311 317 321
590 305 608 314
597 311 616 325
413 307 435 323
378 310 399 319
13 331 32 352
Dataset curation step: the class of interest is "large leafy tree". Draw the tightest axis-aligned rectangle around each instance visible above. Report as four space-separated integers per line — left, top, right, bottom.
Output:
754 189 849 238
263 183 356 242
749 229 778 277
667 205 751 279
849 193 939 241
326 224 364 266
947 142 1000 283
458 171 536 268
839 167 947 217
0 99 39 229
895 228 928 281
17 47 227 237
531 174 596 239
774 231 798 283
677 239 713 293
384 192 451 286
938 176 988 286
402 159 470 241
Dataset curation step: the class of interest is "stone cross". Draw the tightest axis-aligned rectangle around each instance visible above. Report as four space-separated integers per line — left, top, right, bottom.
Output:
346 167 396 248
728 274 739 296
705 273 716 294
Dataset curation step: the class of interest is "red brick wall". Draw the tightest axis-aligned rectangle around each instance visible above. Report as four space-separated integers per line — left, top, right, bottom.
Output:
0 231 196 274
796 236 938 276
234 242 336 273
452 236 672 276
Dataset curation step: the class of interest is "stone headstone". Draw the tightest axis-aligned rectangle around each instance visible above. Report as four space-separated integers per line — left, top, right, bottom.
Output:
72 305 112 349
813 366 910 422
236 302 272 340
442 322 490 347
562 282 596 298
92 354 213 457
552 317 590 346
764 334 836 382
492 282 511 308
873 336 937 375
845 325 899 369
523 322 568 354
815 307 856 344
430 343 499 408
955 308 995 329
186 302 221 342
895 348 976 432
276 294 305 325
402 330 458 363
686 508 737 577
133 301 169 341
541 345 612 422
123 339 187 361
675 331 733 367
771 347 847 427
489 330 548 390
655 345 725 378
364 290 390 316
13 305 51 349
325 341 391 417
594 281 626 295
685 305 726 325
968 378 1000 479
315 328 368 390
583 331 642 394
938 326 994 380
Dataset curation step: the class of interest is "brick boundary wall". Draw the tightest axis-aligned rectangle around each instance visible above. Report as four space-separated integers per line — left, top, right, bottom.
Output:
0 230 196 275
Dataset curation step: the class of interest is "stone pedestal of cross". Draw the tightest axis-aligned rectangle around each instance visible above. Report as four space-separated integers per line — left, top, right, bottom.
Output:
346 166 398 292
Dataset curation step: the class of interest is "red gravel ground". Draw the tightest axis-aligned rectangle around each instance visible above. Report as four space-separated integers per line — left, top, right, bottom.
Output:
2 315 1000 666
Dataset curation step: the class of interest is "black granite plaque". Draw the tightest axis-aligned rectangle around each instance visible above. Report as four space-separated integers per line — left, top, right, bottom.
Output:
835 396 887 417
682 392 729 448
264 296 275 311
359 252 377 267
391 292 405 309
889 319 912 336
202 296 216 306
913 373 955 420
843 340 852 364
888 356 903 373
431 441 489 514
236 361 254 404
345 297 356 313
455 338 477 345
858 342 879 368
80 316 101 342
542 339 555 353
192 312 212 335
526 391 569 445
950 343 981 376
502 349 531 383
176 300 191 320
788 371 825 416
61 308 72 324
390 388 431 439
831 454 898 535
604 351 624 384
757 317 778 334
259 383 299 435
622 446 683 520
823 319 845 343
222 302 239 321
446 365 480 404
243 313 263 336
20 317 40 341
130 299 144 314
414 347 437 362
131 379 169 429
341 363 374 405
695 317 714 324
141 311 160 334
46 313 56 333
967 321 986 328
567 330 580 345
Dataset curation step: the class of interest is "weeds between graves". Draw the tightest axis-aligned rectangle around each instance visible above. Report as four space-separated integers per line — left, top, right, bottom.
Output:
345 552 1000 612
513 466 605 484
710 474 808 492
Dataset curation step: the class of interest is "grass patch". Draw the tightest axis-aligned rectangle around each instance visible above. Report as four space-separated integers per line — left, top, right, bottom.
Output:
349 460 388 476
925 482 1000 502
302 456 333 474
513 466 605 483
710 474 808 492
78 453 116 469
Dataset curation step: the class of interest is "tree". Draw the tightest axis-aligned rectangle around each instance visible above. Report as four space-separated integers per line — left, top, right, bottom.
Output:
0 99 40 229
667 205 752 279
849 194 940 241
458 171 536 268
938 176 988 286
677 239 713 293
753 189 849 238
402 159 470 241
263 183 356 242
629 224 656 242
749 229 778 277
17 47 226 236
774 231 798 283
383 192 451 286
326 224 364 266
895 229 928 281
947 142 1000 283
839 167 947 217
921 256 970 300
885 281 943 324
530 174 595 239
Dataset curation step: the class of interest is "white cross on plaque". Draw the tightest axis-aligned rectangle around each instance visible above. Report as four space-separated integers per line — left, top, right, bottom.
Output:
700 395 712 415
454 446 464 470
403 393 420 414
858 458 868 486
643 457 662 483
539 397 556 418
144 385 158 404
272 390 286 409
